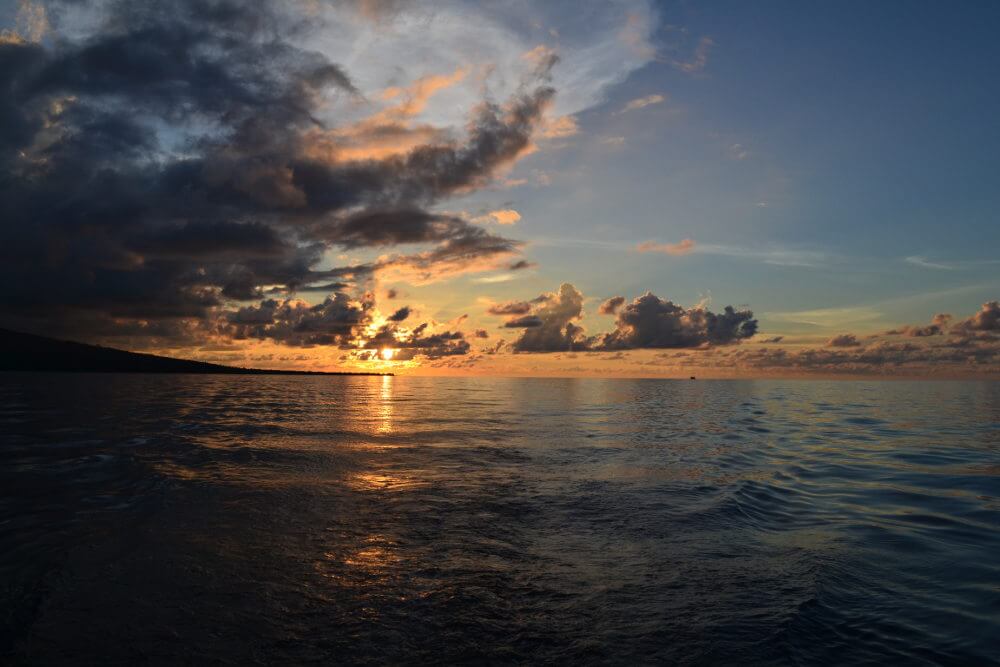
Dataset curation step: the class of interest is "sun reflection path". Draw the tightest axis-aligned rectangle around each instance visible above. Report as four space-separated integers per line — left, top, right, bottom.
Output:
377 374 394 434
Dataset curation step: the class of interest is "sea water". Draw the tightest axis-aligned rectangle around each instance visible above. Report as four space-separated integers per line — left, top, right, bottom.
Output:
1 375 998 663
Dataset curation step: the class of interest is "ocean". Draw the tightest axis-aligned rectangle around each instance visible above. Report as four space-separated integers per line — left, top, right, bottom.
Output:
1 374 998 664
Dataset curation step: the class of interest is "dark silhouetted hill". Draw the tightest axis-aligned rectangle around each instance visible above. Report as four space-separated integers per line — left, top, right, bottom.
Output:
0 329 389 375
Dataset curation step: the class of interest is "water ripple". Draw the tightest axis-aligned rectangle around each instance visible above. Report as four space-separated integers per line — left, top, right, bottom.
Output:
1 375 998 664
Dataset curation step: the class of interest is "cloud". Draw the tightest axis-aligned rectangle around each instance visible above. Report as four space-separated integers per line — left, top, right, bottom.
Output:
636 239 696 256
510 283 588 351
905 256 955 270
1 1 47 45
618 93 665 114
671 36 713 74
717 302 1000 375
471 273 518 284
540 114 579 138
353 321 471 360
387 306 411 322
826 334 861 348
952 301 1000 333
502 283 757 352
0 0 578 346
729 143 749 160
593 293 757 350
504 315 544 328
599 296 625 315
473 209 522 225
487 301 533 316
882 313 951 337
226 293 374 347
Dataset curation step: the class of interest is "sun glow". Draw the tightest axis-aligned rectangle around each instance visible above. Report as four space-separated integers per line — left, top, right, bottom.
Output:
380 348 395 361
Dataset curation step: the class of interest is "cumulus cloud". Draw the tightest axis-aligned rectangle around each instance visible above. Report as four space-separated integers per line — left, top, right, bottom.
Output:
593 293 757 350
226 293 374 347
636 239 697 256
510 283 588 351
883 313 951 337
952 301 1000 333
713 302 1000 376
826 334 861 348
503 283 757 352
599 296 626 315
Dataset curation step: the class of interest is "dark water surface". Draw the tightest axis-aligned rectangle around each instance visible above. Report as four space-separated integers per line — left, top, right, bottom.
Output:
1 375 998 664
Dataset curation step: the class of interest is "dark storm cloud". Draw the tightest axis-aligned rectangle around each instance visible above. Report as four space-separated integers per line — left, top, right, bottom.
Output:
0 0 550 343
322 209 475 248
226 292 374 347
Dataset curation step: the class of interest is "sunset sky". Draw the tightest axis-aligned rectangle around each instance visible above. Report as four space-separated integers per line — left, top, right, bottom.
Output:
2 0 998 376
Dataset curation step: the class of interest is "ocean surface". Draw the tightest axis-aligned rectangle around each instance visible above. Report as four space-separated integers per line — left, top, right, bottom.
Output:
1 375 998 665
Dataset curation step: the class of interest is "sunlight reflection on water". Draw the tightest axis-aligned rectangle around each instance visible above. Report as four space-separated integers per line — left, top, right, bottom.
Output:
0 375 998 664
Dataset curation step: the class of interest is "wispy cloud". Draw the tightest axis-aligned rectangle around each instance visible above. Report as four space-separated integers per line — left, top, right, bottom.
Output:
729 143 749 160
472 274 519 284
905 255 954 270
636 239 696 255
539 237 830 268
618 93 665 114
766 306 884 329
671 36 713 74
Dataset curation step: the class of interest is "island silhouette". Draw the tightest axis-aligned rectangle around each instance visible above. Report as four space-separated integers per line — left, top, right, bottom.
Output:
0 329 389 376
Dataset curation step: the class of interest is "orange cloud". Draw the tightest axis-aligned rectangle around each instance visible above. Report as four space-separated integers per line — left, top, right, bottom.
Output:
0 0 47 45
302 67 467 163
473 209 521 225
540 114 578 138
379 67 467 117
636 238 696 256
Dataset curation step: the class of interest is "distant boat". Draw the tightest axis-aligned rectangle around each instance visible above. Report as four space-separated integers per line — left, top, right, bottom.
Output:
689 376 696 380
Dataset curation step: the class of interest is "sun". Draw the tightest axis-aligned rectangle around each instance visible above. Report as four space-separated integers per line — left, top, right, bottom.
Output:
380 348 395 361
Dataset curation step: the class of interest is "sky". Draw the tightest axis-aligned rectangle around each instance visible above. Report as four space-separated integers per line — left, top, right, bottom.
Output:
1 0 998 377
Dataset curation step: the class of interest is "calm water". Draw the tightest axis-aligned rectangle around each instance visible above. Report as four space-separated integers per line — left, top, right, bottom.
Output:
1 375 998 665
